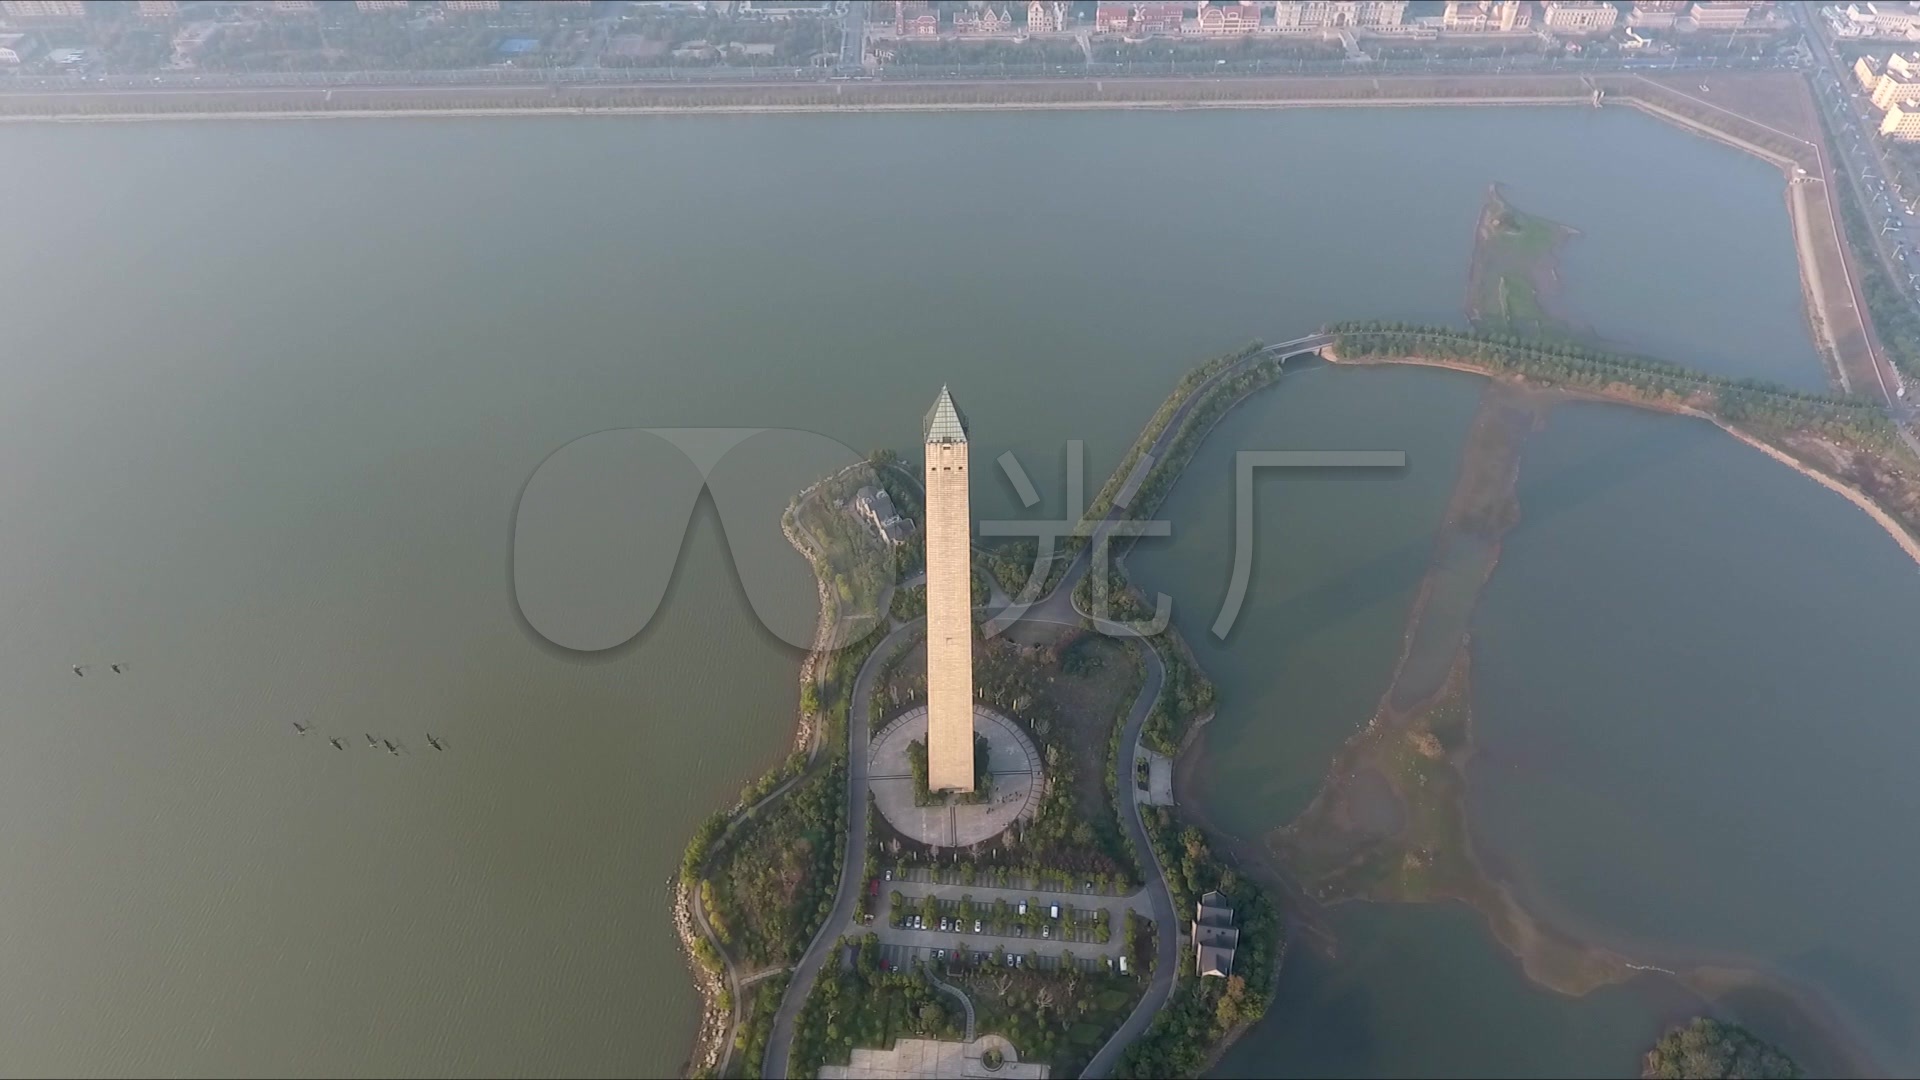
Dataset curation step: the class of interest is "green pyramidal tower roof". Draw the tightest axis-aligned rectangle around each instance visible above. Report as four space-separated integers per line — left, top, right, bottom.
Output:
923 385 969 444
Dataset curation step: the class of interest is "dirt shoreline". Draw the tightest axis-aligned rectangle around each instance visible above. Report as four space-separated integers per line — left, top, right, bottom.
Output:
1328 352 1920 570
1464 182 1584 337
1267 374 1885 1076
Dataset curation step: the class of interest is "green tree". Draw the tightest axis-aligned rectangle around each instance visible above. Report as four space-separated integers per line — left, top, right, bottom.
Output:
1642 1018 1799 1080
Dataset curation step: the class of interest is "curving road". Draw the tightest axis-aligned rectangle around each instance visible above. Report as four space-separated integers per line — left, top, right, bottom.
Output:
763 617 921 1078
765 334 1330 1077
1075 621 1174 1080
985 333 1333 637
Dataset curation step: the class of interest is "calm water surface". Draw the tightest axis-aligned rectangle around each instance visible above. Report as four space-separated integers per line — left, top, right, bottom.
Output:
1470 403 1920 1073
0 106 1839 1074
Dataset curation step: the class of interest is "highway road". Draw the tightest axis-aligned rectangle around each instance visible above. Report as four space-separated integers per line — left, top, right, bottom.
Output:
1797 4 1917 414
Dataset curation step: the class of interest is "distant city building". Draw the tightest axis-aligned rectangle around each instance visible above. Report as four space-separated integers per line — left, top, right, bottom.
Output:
1688 1 1757 31
1271 0 1326 29
1358 0 1408 29
1096 1 1185 36
1271 0 1404 30
953 3 1013 35
1835 1 1920 40
273 0 318 11
1443 1 1490 32
740 0 837 14
1628 0 1682 30
1540 0 1618 34
0 31 43 64
894 0 937 36
1879 95 1920 139
1855 51 1920 139
1026 0 1067 33
0 0 86 20
442 0 501 12
1194 0 1262 35
1193 890 1240 978
355 0 411 12
853 486 914 547
1858 51 1920 108
136 0 178 16
1494 0 1532 30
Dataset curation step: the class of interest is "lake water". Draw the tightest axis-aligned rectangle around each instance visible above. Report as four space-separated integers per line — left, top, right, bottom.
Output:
0 105 1862 1074
1469 402 1920 1073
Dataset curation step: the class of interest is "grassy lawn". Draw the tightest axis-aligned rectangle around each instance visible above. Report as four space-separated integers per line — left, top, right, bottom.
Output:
1468 185 1579 339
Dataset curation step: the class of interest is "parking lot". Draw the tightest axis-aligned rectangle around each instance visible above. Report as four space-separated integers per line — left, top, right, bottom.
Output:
862 879 1147 976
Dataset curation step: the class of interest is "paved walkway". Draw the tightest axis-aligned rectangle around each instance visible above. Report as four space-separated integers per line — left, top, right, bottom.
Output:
870 706 1041 847
767 334 1332 1077
763 618 919 1078
982 333 1333 639
924 967 976 1043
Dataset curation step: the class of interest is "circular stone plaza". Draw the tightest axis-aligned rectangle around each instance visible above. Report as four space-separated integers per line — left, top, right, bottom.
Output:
869 704 1041 849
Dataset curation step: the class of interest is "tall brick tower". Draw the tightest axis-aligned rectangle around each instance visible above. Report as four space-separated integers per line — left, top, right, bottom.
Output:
923 386 974 793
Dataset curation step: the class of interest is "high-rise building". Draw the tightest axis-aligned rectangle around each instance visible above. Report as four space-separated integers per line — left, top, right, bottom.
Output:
1880 94 1920 138
923 387 975 794
1860 51 1920 109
